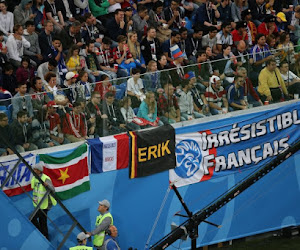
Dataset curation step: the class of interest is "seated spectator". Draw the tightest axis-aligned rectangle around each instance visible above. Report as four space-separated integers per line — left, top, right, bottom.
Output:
62 101 87 142
179 28 188 56
216 21 233 52
94 74 116 100
11 110 38 152
44 0 66 33
74 0 90 16
101 91 127 135
60 21 83 51
185 25 203 63
86 91 109 137
277 32 296 67
112 35 137 76
137 91 163 127
132 5 149 40
217 0 234 26
43 72 68 105
242 8 256 46
62 72 78 104
201 26 219 54
16 57 35 89
0 1 14 37
237 67 263 107
88 0 110 18
119 96 140 131
1 63 17 95
106 9 127 41
140 27 162 65
164 0 185 31
123 6 133 31
231 0 249 22
276 12 288 33
76 70 94 101
158 83 182 124
288 6 300 44
6 24 30 68
50 37 68 80
232 40 249 69
168 45 187 87
0 86 12 106
31 0 44 31
266 34 281 65
226 75 248 110
126 68 145 108
14 0 35 27
213 44 235 77
257 15 278 37
0 113 14 156
162 30 181 63
249 0 266 26
157 54 170 87
38 20 54 61
127 31 146 72
121 1 137 14
231 21 249 47
12 82 34 121
37 58 60 85
143 60 161 93
258 59 288 103
194 0 220 30
66 45 81 74
82 13 106 45
205 75 230 115
177 79 205 120
0 31 8 67
279 61 300 97
23 20 43 66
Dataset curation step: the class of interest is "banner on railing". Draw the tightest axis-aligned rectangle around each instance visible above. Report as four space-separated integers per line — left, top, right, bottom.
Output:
0 154 36 196
170 105 300 187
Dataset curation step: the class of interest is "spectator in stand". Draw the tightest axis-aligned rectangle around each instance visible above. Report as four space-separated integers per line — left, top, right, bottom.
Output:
0 113 14 156
205 75 230 115
50 37 68 80
38 20 54 61
179 27 188 57
277 32 296 67
276 12 288 33
164 0 185 31
232 40 249 69
257 15 278 37
0 1 14 37
43 72 68 105
66 44 81 74
44 0 66 33
11 110 38 152
140 27 162 64
213 44 235 78
226 75 248 110
0 86 12 106
231 21 249 47
82 13 106 46
249 0 266 26
74 0 90 16
132 5 149 41
202 26 219 54
162 30 181 63
217 0 234 27
231 0 248 22
168 45 187 87
242 8 256 46
185 25 203 63
2 63 17 95
13 0 35 27
62 72 78 103
157 54 170 87
237 67 263 107
12 82 34 121
60 21 83 51
106 9 127 41
288 6 300 44
216 21 233 52
127 31 146 72
94 74 116 100
37 58 60 85
120 96 140 131
157 83 182 124
143 60 161 93
113 35 137 76
86 91 109 137
258 59 288 103
101 91 127 135
148 1 166 30
126 68 145 108
46 100 69 145
0 31 8 67
23 20 43 66
6 24 30 68
88 0 110 18
279 61 300 97
62 101 87 142
76 70 94 101
16 57 35 89
194 0 220 30
123 6 133 32
31 0 44 31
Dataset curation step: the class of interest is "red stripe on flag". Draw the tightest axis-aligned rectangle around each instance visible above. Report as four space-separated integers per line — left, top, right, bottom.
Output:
114 133 129 170
43 158 88 188
4 184 32 197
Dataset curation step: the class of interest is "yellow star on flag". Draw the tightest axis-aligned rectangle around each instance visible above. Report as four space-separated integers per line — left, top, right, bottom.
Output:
58 168 70 184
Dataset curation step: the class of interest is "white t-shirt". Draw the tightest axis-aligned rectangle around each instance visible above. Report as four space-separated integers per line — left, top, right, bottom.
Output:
126 77 144 96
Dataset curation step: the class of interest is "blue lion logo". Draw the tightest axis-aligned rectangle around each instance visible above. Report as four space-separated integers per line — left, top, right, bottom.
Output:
174 139 202 179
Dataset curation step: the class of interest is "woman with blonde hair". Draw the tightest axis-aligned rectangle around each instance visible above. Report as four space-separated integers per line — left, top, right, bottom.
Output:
127 31 146 72
231 0 248 22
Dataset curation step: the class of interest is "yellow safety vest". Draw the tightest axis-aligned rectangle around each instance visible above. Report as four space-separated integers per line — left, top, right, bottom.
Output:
31 174 57 209
93 212 113 247
69 245 93 250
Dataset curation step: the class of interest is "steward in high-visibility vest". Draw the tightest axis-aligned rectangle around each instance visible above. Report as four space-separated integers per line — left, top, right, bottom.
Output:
89 199 113 249
69 232 93 250
31 162 57 240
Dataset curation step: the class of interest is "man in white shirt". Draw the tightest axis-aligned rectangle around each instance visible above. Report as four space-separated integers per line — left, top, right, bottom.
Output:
216 21 233 52
279 61 300 97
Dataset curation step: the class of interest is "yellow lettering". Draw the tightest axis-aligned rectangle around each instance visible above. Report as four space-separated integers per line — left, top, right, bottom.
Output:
138 147 147 162
161 140 171 156
148 145 157 160
157 143 161 157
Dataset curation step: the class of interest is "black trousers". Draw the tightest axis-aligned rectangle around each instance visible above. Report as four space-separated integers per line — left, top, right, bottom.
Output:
31 209 49 239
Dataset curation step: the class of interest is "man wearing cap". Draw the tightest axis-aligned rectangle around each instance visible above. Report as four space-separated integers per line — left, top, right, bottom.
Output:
63 72 78 104
31 162 57 240
69 232 92 250
241 9 256 46
168 44 187 87
88 199 113 249
103 225 120 250
231 21 249 47
276 12 288 33
257 15 278 37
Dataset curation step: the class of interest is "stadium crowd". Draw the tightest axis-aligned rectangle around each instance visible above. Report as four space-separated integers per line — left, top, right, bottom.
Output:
0 0 300 155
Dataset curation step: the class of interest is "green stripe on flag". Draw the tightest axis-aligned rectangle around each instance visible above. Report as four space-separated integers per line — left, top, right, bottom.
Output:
56 181 90 200
40 144 87 164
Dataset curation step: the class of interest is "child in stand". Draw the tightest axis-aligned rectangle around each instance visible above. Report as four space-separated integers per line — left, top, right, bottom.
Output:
143 60 162 93
76 70 94 102
120 96 141 131
126 68 145 108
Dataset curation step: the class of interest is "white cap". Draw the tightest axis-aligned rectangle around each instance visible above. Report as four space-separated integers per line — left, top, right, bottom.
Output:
77 232 90 241
66 72 78 80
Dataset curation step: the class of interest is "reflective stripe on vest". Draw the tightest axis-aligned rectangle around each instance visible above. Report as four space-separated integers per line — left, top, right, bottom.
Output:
93 212 113 247
69 245 93 250
31 174 57 209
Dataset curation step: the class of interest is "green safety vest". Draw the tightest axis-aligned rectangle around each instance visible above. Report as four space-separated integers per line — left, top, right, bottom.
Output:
31 174 57 209
69 245 93 250
93 212 113 247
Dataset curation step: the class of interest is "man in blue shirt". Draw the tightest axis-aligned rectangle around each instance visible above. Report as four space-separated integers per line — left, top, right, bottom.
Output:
226 75 248 110
103 225 120 250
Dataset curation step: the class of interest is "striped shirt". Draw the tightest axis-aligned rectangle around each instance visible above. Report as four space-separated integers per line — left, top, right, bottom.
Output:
205 84 226 106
